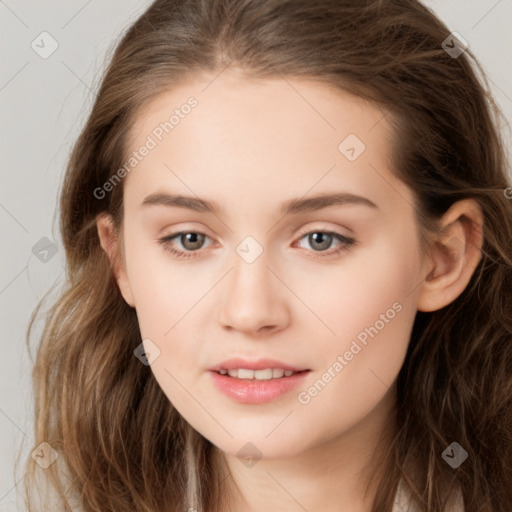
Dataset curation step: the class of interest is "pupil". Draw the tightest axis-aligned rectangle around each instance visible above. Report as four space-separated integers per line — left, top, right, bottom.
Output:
182 232 204 250
310 232 332 250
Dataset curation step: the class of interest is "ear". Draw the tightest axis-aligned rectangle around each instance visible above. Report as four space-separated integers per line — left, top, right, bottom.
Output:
96 213 135 308
417 199 484 312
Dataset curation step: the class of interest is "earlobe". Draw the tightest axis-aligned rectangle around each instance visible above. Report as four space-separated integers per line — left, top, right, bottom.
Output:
417 199 484 312
96 213 136 308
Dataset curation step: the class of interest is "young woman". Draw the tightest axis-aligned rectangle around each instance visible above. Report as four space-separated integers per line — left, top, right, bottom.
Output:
24 0 512 511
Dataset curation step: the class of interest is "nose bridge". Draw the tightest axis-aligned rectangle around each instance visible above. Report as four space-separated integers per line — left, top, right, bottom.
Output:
232 240 272 295
217 237 289 333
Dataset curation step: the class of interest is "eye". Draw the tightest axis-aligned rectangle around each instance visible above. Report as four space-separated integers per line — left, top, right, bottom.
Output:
294 229 356 258
158 231 213 260
158 228 356 260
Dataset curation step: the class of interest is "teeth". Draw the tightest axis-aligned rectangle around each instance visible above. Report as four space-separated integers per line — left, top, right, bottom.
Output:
220 368 298 380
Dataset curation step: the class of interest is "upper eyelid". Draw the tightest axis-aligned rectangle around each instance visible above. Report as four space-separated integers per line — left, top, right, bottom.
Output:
160 220 354 238
294 224 354 239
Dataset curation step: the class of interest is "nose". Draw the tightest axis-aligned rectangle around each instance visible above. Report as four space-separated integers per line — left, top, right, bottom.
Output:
217 248 291 336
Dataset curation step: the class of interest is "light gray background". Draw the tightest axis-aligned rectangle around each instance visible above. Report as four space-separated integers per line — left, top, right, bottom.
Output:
1 1 511 510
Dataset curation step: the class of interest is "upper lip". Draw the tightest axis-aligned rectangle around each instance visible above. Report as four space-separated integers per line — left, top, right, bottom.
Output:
209 358 309 372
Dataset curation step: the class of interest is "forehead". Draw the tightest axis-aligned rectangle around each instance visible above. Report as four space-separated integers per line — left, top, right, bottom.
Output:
121 70 407 217
126 70 391 154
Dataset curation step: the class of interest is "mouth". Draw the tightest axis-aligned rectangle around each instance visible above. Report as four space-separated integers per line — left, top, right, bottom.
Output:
214 368 309 380
208 359 311 403
209 362 311 405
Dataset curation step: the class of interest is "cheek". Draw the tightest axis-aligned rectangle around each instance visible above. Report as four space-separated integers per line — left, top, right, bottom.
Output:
290 227 422 343
123 239 209 398
289 258 418 449
292 299 414 452
292 232 421 402
123 231 204 337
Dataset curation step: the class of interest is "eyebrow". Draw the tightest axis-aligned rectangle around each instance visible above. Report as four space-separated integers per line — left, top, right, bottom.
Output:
140 191 378 215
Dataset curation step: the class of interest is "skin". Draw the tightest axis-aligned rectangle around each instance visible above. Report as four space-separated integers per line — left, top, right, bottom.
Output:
97 68 483 512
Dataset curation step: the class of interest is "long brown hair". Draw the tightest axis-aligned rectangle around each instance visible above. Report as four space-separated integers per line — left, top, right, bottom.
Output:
23 0 512 510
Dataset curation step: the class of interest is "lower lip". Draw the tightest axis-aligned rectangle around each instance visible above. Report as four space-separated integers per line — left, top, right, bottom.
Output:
209 370 310 404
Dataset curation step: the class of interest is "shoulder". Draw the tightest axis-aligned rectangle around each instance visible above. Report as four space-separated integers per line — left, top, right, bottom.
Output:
392 478 465 512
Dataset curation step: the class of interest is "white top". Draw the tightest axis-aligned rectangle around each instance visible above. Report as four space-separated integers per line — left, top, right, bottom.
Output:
392 479 465 512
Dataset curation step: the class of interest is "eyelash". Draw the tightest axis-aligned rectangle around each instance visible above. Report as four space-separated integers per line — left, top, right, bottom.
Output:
157 229 356 260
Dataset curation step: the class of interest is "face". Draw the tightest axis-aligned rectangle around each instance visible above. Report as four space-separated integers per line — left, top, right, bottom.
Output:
104 69 431 460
